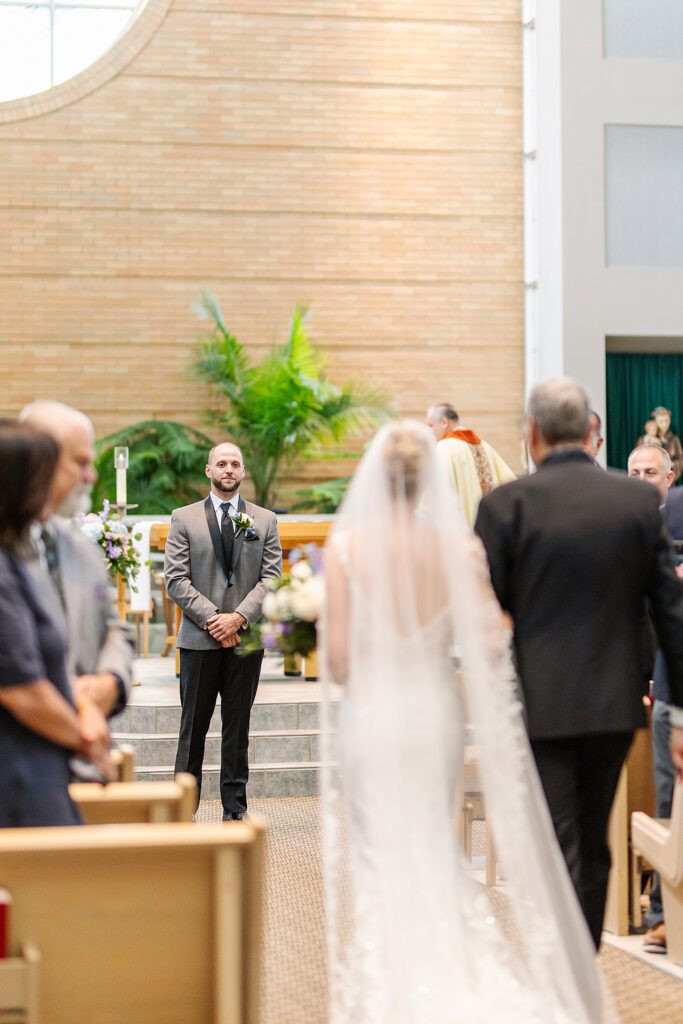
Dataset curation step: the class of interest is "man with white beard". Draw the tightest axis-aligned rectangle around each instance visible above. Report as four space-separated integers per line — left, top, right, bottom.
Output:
20 401 134 718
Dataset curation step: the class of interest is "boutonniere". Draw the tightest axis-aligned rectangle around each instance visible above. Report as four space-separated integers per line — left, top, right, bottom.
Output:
231 511 256 538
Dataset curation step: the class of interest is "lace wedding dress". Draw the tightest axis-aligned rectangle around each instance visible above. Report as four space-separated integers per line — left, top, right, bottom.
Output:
320 422 611 1024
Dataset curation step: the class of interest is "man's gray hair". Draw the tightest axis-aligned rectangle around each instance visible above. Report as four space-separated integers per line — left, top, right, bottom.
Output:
627 442 672 473
527 377 591 446
19 400 94 441
428 402 459 424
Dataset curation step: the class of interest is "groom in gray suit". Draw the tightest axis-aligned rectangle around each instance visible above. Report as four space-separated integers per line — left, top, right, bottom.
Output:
165 442 282 819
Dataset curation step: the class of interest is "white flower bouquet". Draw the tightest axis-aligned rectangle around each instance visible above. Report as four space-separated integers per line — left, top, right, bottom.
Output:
80 499 144 589
239 545 324 657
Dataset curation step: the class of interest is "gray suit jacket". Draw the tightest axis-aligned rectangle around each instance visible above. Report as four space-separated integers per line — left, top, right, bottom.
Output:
164 495 282 650
29 517 135 708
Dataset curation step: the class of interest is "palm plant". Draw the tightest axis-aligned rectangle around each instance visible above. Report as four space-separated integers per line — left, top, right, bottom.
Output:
193 292 389 508
291 477 352 514
92 420 215 514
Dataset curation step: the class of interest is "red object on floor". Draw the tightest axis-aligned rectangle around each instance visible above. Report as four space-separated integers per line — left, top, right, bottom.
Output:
0 888 11 958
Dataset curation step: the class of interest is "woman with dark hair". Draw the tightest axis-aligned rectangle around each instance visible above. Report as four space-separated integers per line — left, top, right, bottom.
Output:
0 419 110 826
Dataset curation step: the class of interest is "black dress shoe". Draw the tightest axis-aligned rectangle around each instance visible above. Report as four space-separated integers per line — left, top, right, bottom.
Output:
222 813 233 821
232 812 244 821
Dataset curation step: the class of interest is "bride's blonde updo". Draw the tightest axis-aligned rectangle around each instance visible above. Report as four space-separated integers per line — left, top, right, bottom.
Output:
383 422 430 501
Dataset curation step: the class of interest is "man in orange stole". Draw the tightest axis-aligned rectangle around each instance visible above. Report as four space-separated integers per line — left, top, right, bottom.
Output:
426 401 516 526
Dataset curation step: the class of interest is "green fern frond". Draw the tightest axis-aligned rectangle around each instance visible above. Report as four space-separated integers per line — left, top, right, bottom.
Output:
190 295 390 506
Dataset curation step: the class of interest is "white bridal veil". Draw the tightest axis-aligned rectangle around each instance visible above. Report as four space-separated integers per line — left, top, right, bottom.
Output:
320 420 608 1024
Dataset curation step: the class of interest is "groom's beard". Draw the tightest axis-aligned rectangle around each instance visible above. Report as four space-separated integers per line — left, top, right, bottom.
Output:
211 473 241 496
57 485 92 519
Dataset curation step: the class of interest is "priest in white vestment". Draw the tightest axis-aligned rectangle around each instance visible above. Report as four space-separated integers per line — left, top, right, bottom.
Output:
426 401 516 526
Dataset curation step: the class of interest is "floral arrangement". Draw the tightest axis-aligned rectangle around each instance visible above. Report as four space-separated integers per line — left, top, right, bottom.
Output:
80 500 144 589
239 545 324 657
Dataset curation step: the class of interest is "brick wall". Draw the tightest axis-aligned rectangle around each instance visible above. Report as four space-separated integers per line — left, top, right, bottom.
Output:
0 0 524 496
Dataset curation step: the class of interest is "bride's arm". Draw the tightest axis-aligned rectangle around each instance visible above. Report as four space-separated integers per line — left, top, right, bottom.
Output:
324 541 350 684
466 534 514 635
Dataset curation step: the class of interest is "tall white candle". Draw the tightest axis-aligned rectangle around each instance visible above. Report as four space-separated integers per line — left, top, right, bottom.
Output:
114 447 129 508
116 467 127 507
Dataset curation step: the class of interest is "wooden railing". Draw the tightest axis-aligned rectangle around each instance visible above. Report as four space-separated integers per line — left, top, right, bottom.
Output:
147 518 333 676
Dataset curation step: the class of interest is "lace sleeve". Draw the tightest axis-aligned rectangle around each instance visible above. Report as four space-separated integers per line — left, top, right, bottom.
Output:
464 534 514 659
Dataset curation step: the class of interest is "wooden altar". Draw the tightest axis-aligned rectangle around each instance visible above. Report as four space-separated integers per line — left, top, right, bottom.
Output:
147 518 333 566
121 518 334 675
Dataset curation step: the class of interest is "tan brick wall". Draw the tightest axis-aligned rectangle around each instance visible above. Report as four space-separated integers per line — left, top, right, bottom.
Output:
0 0 524 496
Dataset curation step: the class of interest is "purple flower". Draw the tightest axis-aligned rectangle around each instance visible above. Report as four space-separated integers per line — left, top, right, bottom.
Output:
100 499 110 521
296 543 322 574
106 543 122 559
261 630 277 650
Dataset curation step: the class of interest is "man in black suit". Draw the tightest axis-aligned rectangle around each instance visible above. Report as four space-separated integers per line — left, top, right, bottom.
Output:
475 377 683 949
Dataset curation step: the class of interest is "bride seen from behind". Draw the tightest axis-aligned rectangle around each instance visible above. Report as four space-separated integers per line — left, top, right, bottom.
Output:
320 420 610 1024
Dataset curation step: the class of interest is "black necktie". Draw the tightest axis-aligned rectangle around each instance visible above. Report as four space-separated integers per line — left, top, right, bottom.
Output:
42 527 65 606
220 502 234 575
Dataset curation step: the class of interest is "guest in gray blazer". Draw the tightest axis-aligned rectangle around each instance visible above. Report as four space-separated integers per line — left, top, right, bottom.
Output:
165 441 282 819
20 402 134 719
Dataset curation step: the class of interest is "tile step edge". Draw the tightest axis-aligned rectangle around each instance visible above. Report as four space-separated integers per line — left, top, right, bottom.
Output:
137 761 324 774
114 729 322 741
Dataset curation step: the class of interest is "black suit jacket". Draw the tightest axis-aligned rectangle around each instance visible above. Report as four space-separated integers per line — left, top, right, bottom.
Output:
474 449 683 740
664 486 683 541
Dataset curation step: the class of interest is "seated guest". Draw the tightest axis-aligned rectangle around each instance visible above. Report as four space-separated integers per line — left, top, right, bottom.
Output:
0 420 111 827
638 418 664 448
651 406 683 482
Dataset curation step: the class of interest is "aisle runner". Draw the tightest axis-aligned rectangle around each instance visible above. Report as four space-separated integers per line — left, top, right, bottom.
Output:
196 798 683 1024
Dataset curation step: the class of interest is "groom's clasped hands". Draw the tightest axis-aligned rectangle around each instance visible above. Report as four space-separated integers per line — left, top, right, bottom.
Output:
206 610 246 648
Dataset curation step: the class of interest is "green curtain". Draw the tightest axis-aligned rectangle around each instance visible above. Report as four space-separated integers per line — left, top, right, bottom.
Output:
606 352 683 474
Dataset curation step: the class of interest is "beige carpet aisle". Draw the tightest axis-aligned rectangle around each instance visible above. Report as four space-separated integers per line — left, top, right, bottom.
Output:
196 797 683 1024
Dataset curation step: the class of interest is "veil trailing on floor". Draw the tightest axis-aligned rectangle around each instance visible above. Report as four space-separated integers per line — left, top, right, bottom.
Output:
320 420 607 1024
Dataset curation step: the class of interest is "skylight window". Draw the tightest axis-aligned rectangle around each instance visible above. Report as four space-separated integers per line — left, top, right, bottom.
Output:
0 0 145 103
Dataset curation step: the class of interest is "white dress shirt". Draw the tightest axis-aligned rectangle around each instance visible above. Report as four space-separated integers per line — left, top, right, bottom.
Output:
207 490 246 628
209 490 239 528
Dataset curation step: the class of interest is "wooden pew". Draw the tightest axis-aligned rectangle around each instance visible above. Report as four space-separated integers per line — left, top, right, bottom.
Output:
111 744 135 783
632 781 683 965
603 709 656 935
0 820 264 1023
69 773 196 825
